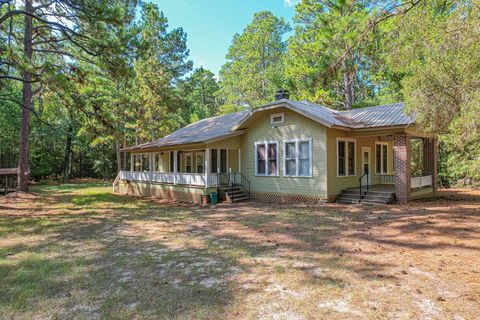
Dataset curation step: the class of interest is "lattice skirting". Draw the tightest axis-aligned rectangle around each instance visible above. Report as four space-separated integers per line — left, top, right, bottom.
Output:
251 192 327 205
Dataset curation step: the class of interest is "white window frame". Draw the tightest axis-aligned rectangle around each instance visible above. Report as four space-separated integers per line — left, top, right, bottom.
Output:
283 138 313 178
375 142 389 175
336 138 356 177
254 141 279 176
184 152 193 173
270 112 284 125
196 152 205 173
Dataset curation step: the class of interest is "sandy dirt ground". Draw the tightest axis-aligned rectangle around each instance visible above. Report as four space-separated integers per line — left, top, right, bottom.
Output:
0 184 479 319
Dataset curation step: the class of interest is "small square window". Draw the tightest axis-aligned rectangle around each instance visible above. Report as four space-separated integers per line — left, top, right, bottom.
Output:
271 112 284 125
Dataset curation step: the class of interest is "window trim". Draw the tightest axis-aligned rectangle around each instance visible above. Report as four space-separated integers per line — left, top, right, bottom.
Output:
254 141 279 176
375 142 389 175
336 138 357 177
184 152 193 173
270 112 284 125
283 138 313 178
196 152 205 173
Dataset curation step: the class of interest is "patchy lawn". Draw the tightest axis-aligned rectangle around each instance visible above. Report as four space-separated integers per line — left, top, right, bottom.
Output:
0 183 479 319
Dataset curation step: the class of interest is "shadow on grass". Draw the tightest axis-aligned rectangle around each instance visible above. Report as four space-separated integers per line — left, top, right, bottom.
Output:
1 183 479 318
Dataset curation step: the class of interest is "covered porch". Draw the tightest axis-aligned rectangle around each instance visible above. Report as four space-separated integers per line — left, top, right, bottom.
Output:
116 147 242 188
335 130 438 204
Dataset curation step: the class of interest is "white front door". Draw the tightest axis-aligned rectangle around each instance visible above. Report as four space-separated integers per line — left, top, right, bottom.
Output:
361 147 371 186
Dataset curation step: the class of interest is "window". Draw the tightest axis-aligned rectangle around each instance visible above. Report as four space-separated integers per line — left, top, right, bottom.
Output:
337 139 356 176
155 153 163 172
271 112 284 125
376 142 389 174
283 139 312 177
196 153 204 173
220 149 227 173
255 141 278 176
210 149 217 173
185 153 193 173
169 151 181 172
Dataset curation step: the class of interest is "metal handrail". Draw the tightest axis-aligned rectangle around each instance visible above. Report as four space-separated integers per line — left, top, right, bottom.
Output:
217 172 251 202
358 170 369 203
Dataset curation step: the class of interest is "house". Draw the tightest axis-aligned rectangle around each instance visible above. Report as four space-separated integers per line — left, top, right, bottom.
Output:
114 91 437 205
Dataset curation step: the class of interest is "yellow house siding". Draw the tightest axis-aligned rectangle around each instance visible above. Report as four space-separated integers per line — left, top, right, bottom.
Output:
240 108 327 197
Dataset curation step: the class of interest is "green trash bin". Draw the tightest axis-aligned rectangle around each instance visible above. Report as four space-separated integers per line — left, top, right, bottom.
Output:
210 192 218 205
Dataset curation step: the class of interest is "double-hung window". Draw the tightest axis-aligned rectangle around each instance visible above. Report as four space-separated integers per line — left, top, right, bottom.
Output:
375 142 389 174
255 141 278 176
284 139 312 177
337 138 356 176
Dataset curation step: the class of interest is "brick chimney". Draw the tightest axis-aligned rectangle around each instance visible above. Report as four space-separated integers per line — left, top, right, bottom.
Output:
274 89 290 101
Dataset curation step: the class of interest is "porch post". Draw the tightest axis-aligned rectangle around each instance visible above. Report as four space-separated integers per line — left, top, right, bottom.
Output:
393 134 411 204
173 150 178 185
130 154 134 172
217 149 220 173
149 154 153 172
423 137 438 196
205 148 210 187
238 149 241 173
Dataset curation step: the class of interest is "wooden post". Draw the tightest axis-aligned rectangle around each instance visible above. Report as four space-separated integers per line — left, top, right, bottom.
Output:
205 148 210 188
238 149 241 173
5 175 8 196
130 154 134 172
173 150 178 185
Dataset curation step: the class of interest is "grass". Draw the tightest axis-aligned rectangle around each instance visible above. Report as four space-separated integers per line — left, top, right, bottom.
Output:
0 183 479 319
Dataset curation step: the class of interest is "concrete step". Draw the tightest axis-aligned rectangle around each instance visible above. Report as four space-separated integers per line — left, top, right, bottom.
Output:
337 197 361 204
361 200 389 205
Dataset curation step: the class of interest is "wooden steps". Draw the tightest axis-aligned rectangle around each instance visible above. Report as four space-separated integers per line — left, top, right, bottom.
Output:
219 185 250 203
337 187 395 205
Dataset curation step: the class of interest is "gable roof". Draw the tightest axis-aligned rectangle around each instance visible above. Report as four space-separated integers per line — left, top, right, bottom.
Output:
124 100 416 151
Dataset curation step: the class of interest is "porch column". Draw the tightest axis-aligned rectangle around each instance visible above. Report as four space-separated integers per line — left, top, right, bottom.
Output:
205 148 210 187
173 150 178 185
393 134 411 204
423 137 438 196
130 154 134 172
238 149 241 173
149 154 153 172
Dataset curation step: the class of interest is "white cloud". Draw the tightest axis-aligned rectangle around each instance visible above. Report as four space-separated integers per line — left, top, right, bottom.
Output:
284 0 298 7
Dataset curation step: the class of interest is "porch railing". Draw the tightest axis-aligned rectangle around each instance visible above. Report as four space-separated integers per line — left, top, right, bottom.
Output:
411 175 432 189
378 174 395 185
119 170 219 187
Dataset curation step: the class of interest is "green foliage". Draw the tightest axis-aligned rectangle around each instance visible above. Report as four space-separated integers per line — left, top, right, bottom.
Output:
219 11 290 108
180 67 220 122
387 0 480 185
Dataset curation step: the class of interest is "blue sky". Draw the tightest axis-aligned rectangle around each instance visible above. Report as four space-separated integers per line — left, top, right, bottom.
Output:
150 0 297 76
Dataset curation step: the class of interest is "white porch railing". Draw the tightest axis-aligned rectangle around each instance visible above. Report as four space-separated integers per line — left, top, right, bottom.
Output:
411 175 432 189
119 170 218 187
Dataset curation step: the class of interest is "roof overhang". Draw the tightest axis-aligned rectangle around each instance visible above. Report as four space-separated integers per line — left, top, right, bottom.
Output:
121 129 246 153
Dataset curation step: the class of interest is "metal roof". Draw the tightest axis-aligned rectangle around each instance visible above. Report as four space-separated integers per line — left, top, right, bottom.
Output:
337 102 416 128
123 110 249 151
125 101 416 151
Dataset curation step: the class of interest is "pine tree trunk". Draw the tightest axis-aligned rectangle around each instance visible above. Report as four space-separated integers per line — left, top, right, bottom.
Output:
343 70 355 110
18 0 33 192
115 139 122 172
63 121 73 182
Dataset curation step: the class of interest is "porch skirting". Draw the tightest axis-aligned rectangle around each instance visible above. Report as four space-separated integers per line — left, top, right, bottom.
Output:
251 192 327 205
118 181 215 203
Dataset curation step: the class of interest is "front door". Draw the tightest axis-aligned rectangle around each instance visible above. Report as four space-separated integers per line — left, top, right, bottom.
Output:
361 147 371 186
